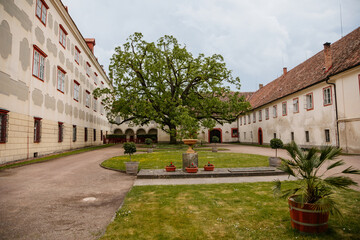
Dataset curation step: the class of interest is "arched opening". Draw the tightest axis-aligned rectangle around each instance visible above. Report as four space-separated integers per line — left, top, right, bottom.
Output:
148 128 158 143
209 128 222 143
125 129 135 142
258 128 263 145
114 129 123 135
136 128 147 143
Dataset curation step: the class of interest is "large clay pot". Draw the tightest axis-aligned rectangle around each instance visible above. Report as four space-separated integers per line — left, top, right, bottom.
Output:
182 139 197 153
288 196 329 233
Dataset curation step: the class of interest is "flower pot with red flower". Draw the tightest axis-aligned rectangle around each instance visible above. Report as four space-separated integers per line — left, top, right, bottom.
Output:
185 163 198 173
204 161 215 171
165 162 176 172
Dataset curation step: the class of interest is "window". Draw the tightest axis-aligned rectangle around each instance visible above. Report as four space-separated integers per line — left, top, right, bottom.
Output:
248 115 251 124
0 109 9 143
265 108 269 120
73 125 77 142
274 133 276 139
73 80 80 101
293 98 299 113
323 87 332 106
93 129 96 141
305 131 310 142
85 90 90 108
58 122 63 142
325 129 330 142
86 62 91 77
273 105 277 118
244 116 246 125
282 101 287 116
34 117 42 143
93 98 97 112
240 116 242 126
244 132 246 139
253 112 256 123
35 0 48 25
75 46 80 64
100 103 104 115
305 93 313 110
259 110 262 121
84 127 88 142
59 24 67 49
57 67 66 93
101 130 103 141
250 131 253 139
291 132 294 141
94 72 98 85
32 45 47 81
231 128 238 138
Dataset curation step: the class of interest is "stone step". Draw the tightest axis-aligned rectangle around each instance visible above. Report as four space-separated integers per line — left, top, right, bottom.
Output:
137 167 287 179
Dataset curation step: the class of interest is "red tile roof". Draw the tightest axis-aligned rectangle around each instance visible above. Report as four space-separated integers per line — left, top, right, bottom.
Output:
248 26 360 109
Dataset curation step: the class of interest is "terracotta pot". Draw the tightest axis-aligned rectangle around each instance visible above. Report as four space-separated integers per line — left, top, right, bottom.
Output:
165 166 176 172
182 139 197 153
288 196 329 233
204 165 215 171
185 167 198 173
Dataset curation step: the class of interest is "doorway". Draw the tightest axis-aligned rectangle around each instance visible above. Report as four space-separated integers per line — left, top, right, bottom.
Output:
209 129 222 143
258 128 263 145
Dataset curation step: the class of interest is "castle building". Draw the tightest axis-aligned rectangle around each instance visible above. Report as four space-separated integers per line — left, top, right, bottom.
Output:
0 0 112 163
238 27 360 154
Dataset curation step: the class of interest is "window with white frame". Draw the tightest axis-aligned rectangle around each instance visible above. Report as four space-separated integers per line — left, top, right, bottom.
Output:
73 81 80 101
305 93 313 110
282 101 287 116
253 112 256 123
265 108 269 120
85 90 90 107
258 110 262 121
75 46 80 64
323 87 332 106
57 67 66 93
293 98 299 113
59 24 67 48
36 0 48 25
273 105 277 118
33 46 47 81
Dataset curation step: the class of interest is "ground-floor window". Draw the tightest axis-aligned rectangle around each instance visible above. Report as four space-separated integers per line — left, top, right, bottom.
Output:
85 127 88 142
101 130 103 141
325 129 330 142
273 133 276 139
58 122 63 142
73 125 77 142
305 131 310 142
34 117 42 143
93 129 96 141
291 132 294 141
244 132 246 139
231 128 238 137
0 109 9 143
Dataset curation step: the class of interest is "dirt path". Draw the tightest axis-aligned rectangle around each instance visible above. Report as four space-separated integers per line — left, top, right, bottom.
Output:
0 144 134 240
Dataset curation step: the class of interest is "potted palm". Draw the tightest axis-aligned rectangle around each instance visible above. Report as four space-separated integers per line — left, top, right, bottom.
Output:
123 142 139 175
273 141 360 233
211 136 220 152
269 138 283 167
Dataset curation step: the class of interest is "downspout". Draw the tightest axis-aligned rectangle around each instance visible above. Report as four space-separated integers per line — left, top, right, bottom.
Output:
326 78 340 148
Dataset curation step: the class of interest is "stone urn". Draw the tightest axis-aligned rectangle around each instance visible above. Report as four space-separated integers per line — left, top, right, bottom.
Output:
182 139 197 153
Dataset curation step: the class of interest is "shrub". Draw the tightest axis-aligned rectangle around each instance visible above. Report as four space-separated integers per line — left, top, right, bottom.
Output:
212 136 220 144
123 142 137 161
145 138 153 145
270 138 283 157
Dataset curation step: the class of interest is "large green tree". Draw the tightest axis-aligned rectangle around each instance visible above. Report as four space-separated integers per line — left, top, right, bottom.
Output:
94 33 250 143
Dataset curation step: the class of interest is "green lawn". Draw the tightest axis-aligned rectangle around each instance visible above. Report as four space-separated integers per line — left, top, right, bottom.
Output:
101 182 360 240
101 151 269 171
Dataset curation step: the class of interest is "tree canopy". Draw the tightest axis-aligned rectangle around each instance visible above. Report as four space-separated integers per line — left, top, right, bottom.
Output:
94 33 250 143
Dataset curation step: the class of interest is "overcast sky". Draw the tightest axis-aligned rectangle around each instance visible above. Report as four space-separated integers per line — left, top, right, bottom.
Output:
61 0 360 92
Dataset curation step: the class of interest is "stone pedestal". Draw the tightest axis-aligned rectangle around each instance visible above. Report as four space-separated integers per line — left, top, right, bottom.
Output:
182 153 198 171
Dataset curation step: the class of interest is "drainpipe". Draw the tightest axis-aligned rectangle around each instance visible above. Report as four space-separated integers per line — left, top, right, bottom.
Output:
326 78 340 148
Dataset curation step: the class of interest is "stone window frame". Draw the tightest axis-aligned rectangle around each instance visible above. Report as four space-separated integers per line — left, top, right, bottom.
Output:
58 122 64 142
57 66 66 93
73 80 80 102
323 86 332 106
59 24 68 49
35 0 49 26
0 109 9 143
34 117 42 143
32 45 47 81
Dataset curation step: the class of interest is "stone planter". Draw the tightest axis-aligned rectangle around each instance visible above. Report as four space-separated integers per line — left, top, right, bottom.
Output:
125 161 139 175
288 195 329 233
269 157 281 167
212 146 218 152
147 148 153 153
182 139 197 154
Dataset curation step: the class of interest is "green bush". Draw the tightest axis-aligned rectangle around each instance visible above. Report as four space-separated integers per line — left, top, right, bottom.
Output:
212 136 220 143
270 138 283 157
145 138 153 145
123 142 137 161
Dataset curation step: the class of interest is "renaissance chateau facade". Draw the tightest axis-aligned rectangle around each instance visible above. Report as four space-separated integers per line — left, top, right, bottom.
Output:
1 0 359 164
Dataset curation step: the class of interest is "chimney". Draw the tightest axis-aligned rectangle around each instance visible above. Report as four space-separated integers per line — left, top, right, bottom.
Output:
323 42 332 71
64 6 68 12
85 38 96 54
259 84 263 89
283 67 287 76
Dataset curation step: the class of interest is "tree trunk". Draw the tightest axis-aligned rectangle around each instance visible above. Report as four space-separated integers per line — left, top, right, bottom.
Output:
169 125 177 144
